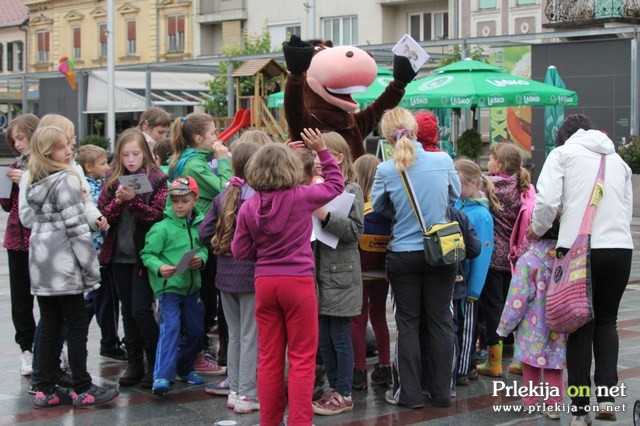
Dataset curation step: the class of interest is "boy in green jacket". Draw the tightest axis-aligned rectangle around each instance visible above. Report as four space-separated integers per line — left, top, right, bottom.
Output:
141 176 212 395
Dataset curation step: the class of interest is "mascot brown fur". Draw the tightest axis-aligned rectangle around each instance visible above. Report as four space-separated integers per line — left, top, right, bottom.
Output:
282 35 417 159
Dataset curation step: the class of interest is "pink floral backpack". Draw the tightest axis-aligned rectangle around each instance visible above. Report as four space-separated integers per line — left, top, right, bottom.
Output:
508 184 536 274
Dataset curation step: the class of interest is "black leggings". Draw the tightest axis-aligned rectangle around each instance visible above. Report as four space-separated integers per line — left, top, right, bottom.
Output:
566 248 632 415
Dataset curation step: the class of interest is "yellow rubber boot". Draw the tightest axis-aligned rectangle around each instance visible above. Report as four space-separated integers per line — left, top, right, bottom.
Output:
477 341 503 377
508 359 523 375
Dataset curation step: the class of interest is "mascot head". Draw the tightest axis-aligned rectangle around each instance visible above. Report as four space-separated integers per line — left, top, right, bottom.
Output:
306 41 377 113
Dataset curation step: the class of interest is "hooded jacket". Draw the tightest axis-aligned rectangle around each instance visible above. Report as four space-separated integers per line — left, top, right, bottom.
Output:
532 129 633 249
26 169 100 296
169 148 233 215
487 174 521 271
453 197 494 300
231 149 345 277
141 206 208 296
314 181 364 317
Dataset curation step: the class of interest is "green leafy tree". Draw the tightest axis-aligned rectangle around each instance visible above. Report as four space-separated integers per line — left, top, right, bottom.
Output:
78 135 110 151
440 44 485 66
618 135 640 174
457 128 484 160
204 29 279 117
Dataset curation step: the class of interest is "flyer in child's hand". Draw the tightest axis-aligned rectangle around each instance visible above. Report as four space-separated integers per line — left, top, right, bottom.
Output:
118 173 153 194
392 34 430 73
0 167 12 199
174 247 200 276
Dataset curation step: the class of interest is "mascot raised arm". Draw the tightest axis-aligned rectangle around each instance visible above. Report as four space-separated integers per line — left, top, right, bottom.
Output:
282 35 417 159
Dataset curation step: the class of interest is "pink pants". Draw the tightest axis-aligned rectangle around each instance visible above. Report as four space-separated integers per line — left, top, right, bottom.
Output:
350 278 391 370
522 362 564 406
255 276 318 426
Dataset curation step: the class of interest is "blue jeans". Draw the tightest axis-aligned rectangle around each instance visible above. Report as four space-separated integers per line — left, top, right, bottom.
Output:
154 292 204 381
318 315 353 397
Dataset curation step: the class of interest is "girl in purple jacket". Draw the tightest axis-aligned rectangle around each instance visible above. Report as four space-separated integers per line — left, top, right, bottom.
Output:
231 129 344 426
200 141 261 413
497 221 566 419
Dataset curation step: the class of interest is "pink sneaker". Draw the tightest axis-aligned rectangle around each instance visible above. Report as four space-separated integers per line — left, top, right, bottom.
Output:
194 352 226 375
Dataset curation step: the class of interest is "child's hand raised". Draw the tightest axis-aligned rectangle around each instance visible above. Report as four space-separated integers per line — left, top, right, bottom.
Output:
300 128 326 152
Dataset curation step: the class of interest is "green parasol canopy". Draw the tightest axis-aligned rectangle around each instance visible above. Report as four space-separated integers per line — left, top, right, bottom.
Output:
543 65 566 156
401 59 578 109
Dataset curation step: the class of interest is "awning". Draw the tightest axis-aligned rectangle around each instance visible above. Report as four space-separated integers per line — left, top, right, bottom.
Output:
84 70 214 113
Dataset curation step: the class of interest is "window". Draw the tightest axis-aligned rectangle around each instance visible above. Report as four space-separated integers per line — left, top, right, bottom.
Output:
479 0 497 8
267 22 301 49
127 20 136 55
15 41 23 71
322 16 358 46
7 42 13 71
517 0 536 4
0 44 3 72
6 42 24 71
99 23 107 58
167 15 185 53
37 31 50 63
409 12 448 41
72 26 81 59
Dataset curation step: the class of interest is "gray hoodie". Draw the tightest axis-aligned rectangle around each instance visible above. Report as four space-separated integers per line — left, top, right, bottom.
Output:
27 169 100 296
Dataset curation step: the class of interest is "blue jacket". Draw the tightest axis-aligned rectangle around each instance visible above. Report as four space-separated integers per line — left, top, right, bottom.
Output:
450 207 481 300
453 197 494 300
371 142 461 252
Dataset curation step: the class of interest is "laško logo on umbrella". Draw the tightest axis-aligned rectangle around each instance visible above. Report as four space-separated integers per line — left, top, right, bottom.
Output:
419 76 453 91
486 78 530 87
487 96 505 106
523 95 541 104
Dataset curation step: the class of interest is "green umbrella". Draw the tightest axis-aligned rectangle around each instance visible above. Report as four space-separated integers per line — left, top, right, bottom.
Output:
402 59 578 109
267 66 392 109
544 65 566 156
267 90 284 108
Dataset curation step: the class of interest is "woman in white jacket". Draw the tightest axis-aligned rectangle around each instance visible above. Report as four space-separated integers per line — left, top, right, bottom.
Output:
528 114 633 426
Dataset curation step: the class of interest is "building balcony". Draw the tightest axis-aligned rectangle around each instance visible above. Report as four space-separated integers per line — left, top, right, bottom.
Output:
544 0 640 27
198 0 247 23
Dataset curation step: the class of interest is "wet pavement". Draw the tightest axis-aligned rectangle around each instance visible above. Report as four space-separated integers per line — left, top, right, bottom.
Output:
0 210 639 425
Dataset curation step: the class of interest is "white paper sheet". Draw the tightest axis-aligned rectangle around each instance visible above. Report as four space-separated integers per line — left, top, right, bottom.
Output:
174 247 200 276
312 192 356 249
392 34 430 73
117 173 153 194
0 167 13 199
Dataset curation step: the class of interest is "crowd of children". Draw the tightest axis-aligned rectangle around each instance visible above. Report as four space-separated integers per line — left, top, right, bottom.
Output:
1 106 629 426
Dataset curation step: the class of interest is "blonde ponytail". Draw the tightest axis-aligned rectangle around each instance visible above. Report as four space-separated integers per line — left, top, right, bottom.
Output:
379 107 418 173
480 174 503 212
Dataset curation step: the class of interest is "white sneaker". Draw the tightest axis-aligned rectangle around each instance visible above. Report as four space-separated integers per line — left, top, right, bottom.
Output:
233 395 260 413
20 351 32 376
595 401 617 421
226 391 238 409
570 414 592 426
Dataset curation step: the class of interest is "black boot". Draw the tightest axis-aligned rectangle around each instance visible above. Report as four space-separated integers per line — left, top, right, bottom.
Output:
119 346 145 387
140 346 156 389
